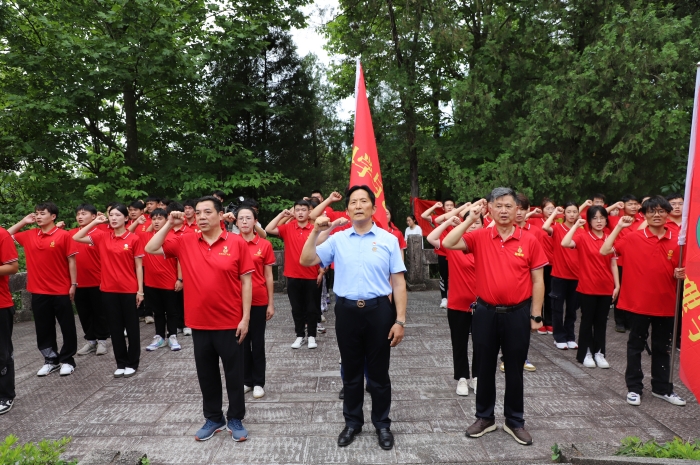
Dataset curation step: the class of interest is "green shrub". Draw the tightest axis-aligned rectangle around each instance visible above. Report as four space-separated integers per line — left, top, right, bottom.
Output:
0 435 76 465
616 436 700 460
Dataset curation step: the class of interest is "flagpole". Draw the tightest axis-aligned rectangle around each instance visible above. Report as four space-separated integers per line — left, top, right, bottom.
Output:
669 245 684 385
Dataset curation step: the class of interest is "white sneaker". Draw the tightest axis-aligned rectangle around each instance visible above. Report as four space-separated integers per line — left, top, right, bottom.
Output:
253 386 265 399
59 363 74 376
291 337 306 349
555 342 568 350
114 369 125 378
145 316 154 324
243 385 252 394
626 392 641 406
77 341 96 356
567 341 578 349
169 335 181 351
583 350 596 368
183 327 192 336
123 329 128 336
594 352 610 368
308 337 317 349
652 391 686 406
440 298 447 308
146 335 166 351
96 340 108 355
470 377 477 394
456 378 469 396
124 367 136 378
37 364 59 377
317 323 326 334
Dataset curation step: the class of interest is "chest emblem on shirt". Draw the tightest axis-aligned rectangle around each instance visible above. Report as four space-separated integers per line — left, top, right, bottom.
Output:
372 247 377 252
49 241 55 248
668 250 674 260
515 246 524 257
220 246 230 256
123 244 129 250
254 248 262 256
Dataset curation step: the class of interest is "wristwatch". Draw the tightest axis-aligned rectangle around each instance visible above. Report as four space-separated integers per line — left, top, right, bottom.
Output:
395 320 405 327
530 315 543 323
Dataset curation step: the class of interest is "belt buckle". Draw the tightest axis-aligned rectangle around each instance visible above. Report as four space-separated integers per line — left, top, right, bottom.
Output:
357 300 366 308
495 306 508 314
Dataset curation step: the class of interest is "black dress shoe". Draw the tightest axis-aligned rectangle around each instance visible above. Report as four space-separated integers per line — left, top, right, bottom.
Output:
339 387 344 399
376 428 394 450
337 426 360 447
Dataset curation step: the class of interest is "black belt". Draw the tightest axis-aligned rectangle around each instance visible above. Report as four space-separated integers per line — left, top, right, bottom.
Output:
476 297 531 313
336 296 389 308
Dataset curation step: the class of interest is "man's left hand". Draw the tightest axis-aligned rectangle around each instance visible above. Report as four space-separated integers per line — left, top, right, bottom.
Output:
388 324 404 347
236 319 249 343
530 317 543 332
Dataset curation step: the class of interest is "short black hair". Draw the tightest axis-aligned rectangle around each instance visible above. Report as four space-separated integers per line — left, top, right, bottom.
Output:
108 203 129 218
236 205 258 220
145 196 160 203
311 189 323 197
293 199 312 209
150 208 167 219
241 198 259 210
592 193 606 202
129 200 145 210
443 198 455 205
541 197 555 209
345 185 376 207
408 214 417 222
75 204 98 216
183 199 196 208
212 190 226 200
621 194 638 203
196 195 222 213
308 198 320 208
35 202 59 218
160 198 172 207
641 195 672 214
515 193 530 211
665 193 683 202
586 205 608 228
166 202 184 214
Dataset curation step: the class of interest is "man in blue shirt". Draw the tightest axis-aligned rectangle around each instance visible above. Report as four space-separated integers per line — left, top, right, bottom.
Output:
300 185 407 450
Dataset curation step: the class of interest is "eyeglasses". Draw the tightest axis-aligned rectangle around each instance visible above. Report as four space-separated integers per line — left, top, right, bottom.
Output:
648 209 668 216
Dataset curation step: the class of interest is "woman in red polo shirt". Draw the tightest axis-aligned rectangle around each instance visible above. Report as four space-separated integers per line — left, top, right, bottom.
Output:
560 207 619 368
543 202 580 350
427 214 480 397
73 204 145 378
237 205 275 400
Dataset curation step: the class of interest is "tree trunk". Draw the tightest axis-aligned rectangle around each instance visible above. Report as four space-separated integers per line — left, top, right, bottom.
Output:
123 82 139 165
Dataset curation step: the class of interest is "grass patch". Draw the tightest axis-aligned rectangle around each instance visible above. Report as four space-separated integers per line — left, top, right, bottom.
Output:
0 435 76 464
616 436 700 460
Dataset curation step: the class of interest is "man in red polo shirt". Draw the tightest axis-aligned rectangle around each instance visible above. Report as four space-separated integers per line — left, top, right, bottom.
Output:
266 200 320 349
71 204 109 357
444 188 546 446
600 196 687 407
8 202 79 377
0 226 19 415
145 195 254 442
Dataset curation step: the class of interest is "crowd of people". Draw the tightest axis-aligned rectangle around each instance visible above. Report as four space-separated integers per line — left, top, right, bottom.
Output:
0 186 688 451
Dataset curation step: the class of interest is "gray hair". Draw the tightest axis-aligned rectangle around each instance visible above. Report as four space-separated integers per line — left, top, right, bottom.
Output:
490 187 516 202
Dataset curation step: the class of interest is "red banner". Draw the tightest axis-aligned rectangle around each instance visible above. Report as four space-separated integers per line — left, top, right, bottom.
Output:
679 65 700 402
350 61 388 229
411 197 444 237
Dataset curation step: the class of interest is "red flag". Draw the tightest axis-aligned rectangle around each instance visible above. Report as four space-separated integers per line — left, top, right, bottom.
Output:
411 197 444 237
679 63 700 402
350 61 388 228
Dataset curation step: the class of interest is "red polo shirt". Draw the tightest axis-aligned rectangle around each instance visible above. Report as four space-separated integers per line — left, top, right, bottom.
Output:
431 215 447 257
0 228 18 308
665 219 681 235
550 223 579 280
14 227 77 295
325 210 352 235
462 226 548 305
388 223 407 250
162 231 254 330
245 234 276 306
139 231 178 289
571 229 616 295
277 221 319 279
613 227 679 317
88 230 144 293
184 218 200 234
440 240 476 312
522 223 553 263
69 227 101 288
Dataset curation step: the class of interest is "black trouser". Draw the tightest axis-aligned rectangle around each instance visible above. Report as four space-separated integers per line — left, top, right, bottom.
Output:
447 309 475 380
0 307 15 401
335 296 395 430
31 294 77 367
315 280 323 323
74 287 109 341
576 293 612 363
192 329 245 422
438 255 448 299
175 291 185 329
472 301 530 429
550 277 579 343
144 286 178 339
614 266 629 328
102 292 140 370
625 312 674 395
542 266 553 326
243 305 267 387
286 278 317 338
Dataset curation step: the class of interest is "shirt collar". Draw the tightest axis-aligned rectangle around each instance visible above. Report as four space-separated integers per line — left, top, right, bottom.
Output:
111 230 131 240
643 226 672 241
490 224 522 242
294 221 313 230
38 226 60 237
245 233 260 245
350 223 379 237
197 230 229 243
587 230 606 241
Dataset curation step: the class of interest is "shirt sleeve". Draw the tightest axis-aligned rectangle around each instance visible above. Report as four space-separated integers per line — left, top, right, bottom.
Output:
12 230 28 246
388 234 407 274
87 229 104 247
63 232 79 257
263 241 276 266
528 236 548 270
238 239 255 276
613 233 627 257
462 229 480 254
0 229 18 265
276 222 289 240
162 235 182 259
132 236 145 258
316 235 336 268
570 228 585 248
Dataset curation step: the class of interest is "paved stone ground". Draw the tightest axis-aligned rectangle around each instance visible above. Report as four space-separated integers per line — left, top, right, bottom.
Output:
0 291 698 464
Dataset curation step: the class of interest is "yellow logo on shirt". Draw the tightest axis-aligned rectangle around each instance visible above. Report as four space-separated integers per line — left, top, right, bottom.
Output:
255 248 262 256
219 246 230 256
141 225 146 231
123 244 129 250
50 241 55 248
668 250 674 260
515 246 524 257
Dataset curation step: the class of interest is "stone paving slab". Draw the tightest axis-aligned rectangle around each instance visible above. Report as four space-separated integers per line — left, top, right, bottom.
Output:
0 291 698 464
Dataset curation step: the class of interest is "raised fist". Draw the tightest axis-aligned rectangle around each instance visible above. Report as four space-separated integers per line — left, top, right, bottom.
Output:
95 214 108 224
434 202 443 209
618 216 635 228
136 214 147 225
329 192 343 202
575 218 586 228
555 206 564 215
313 216 332 232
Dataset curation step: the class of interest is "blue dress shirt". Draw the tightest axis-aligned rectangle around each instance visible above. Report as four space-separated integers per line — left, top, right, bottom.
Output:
316 224 407 300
